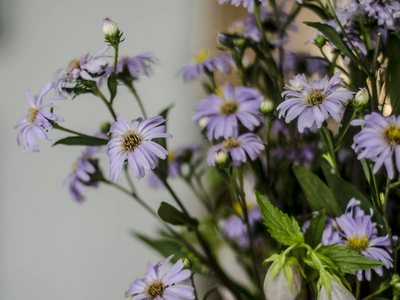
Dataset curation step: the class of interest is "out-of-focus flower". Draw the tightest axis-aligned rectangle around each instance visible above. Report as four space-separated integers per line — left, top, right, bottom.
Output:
323 199 393 280
126 255 194 300
207 133 265 167
116 52 157 79
218 0 268 13
320 279 355 300
259 99 274 116
352 112 400 179
106 114 172 182
277 72 354 133
181 50 235 82
193 83 264 140
264 262 302 300
15 82 66 153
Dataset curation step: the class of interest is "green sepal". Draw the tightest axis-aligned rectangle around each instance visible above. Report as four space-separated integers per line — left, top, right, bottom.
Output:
255 191 304 246
52 136 109 147
157 201 199 227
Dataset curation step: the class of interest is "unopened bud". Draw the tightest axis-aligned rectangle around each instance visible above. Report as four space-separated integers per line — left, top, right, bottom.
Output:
198 116 209 129
214 149 230 168
260 99 274 116
101 122 111 134
354 88 369 106
264 263 301 300
103 18 119 37
181 258 193 269
314 35 327 48
320 279 355 300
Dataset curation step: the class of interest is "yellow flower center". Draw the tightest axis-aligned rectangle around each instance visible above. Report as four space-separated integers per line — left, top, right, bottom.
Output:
145 281 165 299
194 49 213 63
384 124 400 146
26 108 39 126
219 101 239 115
223 137 241 150
346 234 369 252
233 201 255 215
229 23 245 34
266 33 276 40
67 58 81 73
121 130 142 152
306 89 325 106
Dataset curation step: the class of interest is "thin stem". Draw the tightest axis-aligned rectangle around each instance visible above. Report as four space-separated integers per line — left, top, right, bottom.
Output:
113 45 119 75
334 110 357 151
52 123 108 141
356 279 361 300
92 87 117 120
265 117 272 176
383 178 397 273
182 176 212 212
128 84 148 119
190 273 199 300
370 33 381 112
319 127 339 174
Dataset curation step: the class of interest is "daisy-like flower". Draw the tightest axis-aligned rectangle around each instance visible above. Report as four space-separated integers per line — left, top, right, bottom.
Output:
360 0 400 29
323 199 394 280
277 72 354 133
55 46 109 94
181 50 235 82
106 114 172 182
15 81 66 153
218 0 268 13
207 133 265 167
116 52 157 79
352 112 400 179
193 83 264 140
126 255 194 300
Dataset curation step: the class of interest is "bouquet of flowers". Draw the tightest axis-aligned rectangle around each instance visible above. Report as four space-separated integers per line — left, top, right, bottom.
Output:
16 0 400 298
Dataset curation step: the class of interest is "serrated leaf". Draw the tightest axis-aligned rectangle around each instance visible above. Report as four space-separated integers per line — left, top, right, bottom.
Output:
157 202 198 227
317 244 384 273
107 71 117 102
304 210 326 248
255 191 304 246
304 22 369 75
52 136 109 147
293 165 342 216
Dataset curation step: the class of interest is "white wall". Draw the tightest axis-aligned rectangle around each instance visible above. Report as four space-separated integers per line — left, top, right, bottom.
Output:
0 1 220 299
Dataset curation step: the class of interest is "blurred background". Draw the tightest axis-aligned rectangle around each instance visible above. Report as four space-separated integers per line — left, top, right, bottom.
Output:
0 1 315 299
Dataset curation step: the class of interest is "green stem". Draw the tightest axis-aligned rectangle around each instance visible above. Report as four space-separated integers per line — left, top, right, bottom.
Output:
319 127 339 174
191 273 199 300
383 178 397 273
52 123 108 141
356 279 361 300
370 33 381 112
128 84 148 119
265 117 271 177
334 110 357 151
113 44 119 75
92 87 117 120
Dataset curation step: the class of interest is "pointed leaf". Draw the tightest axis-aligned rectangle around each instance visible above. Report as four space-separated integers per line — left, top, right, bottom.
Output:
387 34 400 114
52 136 109 147
304 209 326 248
157 202 198 227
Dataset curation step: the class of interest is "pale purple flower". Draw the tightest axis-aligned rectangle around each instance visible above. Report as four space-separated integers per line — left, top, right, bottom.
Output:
15 82 66 153
218 0 268 13
277 72 354 133
207 133 265 167
116 52 157 79
126 255 194 300
193 83 264 140
351 112 400 179
360 0 400 29
181 51 235 82
106 114 172 182
323 199 393 280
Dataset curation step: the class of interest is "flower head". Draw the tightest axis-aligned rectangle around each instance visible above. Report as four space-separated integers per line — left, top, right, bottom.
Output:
126 255 194 300
351 112 400 179
277 72 354 133
181 50 235 82
322 199 394 280
15 82 66 153
116 52 157 79
194 83 264 140
207 133 265 167
106 114 172 182
218 0 268 13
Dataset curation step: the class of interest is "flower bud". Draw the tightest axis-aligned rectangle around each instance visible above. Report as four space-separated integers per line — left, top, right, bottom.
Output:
181 258 193 269
198 116 209 129
101 121 111 134
354 88 369 106
314 35 327 48
264 263 301 300
214 149 230 168
103 18 119 37
259 99 274 116
320 279 355 300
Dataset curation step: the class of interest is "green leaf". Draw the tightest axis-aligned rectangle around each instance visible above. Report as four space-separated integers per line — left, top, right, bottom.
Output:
304 210 326 248
321 163 373 213
157 202 198 227
201 81 214 95
304 22 369 75
317 244 384 274
292 165 342 216
107 71 117 102
255 191 304 246
52 136 109 147
302 4 329 19
387 34 400 114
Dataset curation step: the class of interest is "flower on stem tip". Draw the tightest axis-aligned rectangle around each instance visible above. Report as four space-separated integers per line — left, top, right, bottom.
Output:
277 72 354 133
126 255 194 300
103 18 119 37
15 81 66 153
106 114 172 182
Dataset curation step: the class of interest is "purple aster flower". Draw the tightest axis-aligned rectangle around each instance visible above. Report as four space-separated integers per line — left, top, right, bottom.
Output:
218 0 268 13
126 255 194 300
54 46 109 94
323 199 394 280
221 202 262 246
361 0 400 29
277 72 354 133
106 114 172 182
181 50 235 82
15 82 66 153
207 133 265 167
193 83 264 140
114 52 157 79
351 112 400 179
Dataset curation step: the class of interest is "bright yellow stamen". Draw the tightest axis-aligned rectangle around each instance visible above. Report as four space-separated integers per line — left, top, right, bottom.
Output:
145 281 165 299
384 124 400 146
194 49 213 63
223 137 241 150
120 130 142 152
346 233 369 252
233 201 255 215
26 108 39 126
